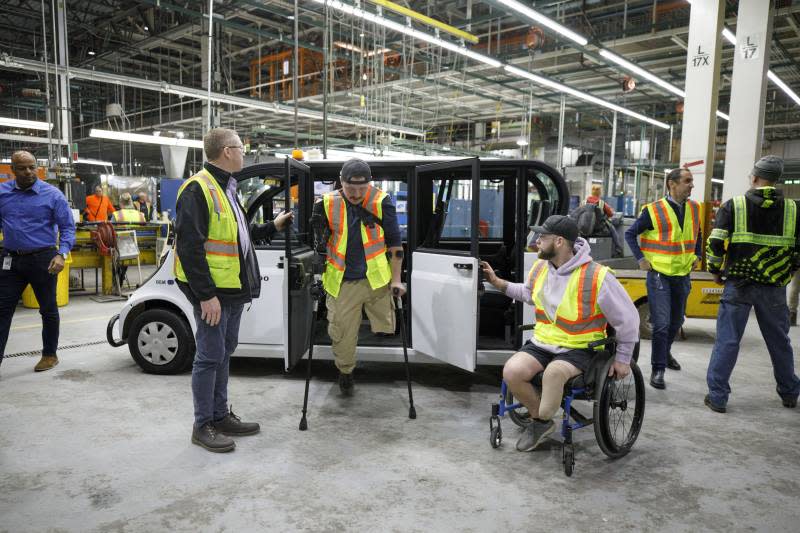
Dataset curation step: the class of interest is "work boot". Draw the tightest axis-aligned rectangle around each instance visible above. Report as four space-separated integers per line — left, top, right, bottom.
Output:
790 310 797 327
214 406 260 436
34 355 59 372
191 422 235 453
778 388 798 408
667 354 681 371
515 418 555 452
650 369 666 389
338 371 354 396
704 394 726 413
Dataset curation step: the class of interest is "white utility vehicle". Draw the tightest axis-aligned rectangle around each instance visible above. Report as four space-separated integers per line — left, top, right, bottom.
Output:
107 158 572 374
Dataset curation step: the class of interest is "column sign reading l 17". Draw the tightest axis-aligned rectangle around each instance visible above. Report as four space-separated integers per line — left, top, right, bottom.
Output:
740 34 760 60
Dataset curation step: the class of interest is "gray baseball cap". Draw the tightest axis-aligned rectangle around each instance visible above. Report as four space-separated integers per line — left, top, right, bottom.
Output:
531 215 579 242
752 155 784 181
340 158 372 184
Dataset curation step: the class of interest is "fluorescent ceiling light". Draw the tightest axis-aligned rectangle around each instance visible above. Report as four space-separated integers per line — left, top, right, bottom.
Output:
599 50 685 98
312 0 501 68
504 65 670 129
317 0 666 129
493 0 588 46
716 110 730 121
516 138 529 147
0 117 52 130
722 27 800 108
90 129 204 148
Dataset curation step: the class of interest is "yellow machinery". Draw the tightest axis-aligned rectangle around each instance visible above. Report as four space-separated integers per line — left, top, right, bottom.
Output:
614 269 722 338
71 222 160 295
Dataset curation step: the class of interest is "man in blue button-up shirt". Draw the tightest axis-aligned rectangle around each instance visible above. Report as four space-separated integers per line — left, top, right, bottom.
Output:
0 150 75 372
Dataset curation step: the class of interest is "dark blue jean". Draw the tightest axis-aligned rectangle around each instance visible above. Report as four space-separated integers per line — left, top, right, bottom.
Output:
0 249 60 365
707 281 800 407
647 270 691 370
191 303 244 427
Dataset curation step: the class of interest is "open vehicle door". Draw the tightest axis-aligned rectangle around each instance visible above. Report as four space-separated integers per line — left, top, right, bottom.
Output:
281 158 315 370
239 160 313 369
410 158 481 372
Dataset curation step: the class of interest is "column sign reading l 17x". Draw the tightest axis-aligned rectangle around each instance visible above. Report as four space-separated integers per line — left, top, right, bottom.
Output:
691 45 711 67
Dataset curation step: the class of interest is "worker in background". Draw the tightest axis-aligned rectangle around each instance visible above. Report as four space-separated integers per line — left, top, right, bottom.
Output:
85 184 115 222
111 193 145 223
135 191 154 222
704 156 800 412
0 150 75 373
174 128 293 453
481 215 638 452
585 184 623 257
625 168 702 390
315 158 404 395
786 269 800 326
586 184 614 219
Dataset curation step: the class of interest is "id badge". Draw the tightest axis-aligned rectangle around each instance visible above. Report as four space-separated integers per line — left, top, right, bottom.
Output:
2 256 11 270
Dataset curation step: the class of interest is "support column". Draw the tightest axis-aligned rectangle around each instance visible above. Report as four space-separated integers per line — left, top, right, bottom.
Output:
201 3 219 134
556 94 565 168
722 0 774 200
607 111 617 196
679 0 724 205
55 0 73 162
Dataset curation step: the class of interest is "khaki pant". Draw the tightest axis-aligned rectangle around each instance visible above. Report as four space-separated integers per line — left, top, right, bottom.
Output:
326 279 395 374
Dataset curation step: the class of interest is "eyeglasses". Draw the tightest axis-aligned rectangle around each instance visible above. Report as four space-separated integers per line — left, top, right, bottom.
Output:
225 145 244 151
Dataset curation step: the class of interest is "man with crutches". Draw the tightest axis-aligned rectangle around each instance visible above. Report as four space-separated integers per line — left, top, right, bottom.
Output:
298 158 413 429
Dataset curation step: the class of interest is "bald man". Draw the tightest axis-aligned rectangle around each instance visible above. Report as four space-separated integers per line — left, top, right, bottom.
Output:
0 151 75 372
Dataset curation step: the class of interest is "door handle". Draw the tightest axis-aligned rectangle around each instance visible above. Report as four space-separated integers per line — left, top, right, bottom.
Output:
453 263 473 271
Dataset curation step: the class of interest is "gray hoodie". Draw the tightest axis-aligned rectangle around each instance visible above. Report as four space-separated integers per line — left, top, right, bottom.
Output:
505 237 639 363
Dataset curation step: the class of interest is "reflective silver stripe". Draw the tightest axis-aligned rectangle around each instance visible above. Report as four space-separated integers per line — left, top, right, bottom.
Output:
579 262 599 320
197 171 223 215
327 247 346 268
204 241 238 255
554 315 607 333
364 240 385 258
641 241 685 253
329 194 345 233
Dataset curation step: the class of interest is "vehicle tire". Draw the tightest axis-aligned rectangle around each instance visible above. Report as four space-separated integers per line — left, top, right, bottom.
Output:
128 308 195 375
636 300 652 340
593 360 646 459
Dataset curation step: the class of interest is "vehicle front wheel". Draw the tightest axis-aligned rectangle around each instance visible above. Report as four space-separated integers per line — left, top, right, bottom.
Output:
128 308 195 374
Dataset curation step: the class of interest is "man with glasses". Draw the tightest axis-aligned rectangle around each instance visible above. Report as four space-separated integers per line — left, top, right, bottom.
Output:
174 128 292 452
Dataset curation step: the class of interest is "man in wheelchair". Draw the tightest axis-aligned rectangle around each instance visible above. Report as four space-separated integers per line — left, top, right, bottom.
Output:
481 215 639 452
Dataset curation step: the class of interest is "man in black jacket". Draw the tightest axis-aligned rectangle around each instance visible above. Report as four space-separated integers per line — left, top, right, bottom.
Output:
704 155 800 412
175 128 292 452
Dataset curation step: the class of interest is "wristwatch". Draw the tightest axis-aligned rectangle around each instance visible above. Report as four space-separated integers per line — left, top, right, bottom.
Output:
60 252 68 260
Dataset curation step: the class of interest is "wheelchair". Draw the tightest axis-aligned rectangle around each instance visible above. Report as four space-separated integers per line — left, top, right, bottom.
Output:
489 332 645 477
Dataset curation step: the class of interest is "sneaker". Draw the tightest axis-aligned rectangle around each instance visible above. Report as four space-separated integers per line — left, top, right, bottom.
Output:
34 355 59 372
338 372 354 396
214 406 260 436
515 418 556 452
704 394 726 413
191 422 235 453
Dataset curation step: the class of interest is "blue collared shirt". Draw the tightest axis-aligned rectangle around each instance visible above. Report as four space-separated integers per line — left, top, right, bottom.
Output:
0 179 75 255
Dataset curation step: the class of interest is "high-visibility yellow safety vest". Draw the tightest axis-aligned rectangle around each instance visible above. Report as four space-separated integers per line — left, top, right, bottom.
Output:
640 197 700 276
529 259 609 349
322 187 392 298
174 168 241 289
112 208 143 223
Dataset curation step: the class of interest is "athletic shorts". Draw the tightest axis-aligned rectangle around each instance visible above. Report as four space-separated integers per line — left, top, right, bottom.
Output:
518 341 593 373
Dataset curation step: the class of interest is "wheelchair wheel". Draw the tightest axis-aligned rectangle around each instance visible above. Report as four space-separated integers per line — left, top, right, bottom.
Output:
490 425 502 448
593 361 645 459
504 388 532 427
563 443 575 477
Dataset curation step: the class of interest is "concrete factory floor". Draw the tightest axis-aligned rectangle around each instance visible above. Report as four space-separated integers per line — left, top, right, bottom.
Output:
1 295 799 532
